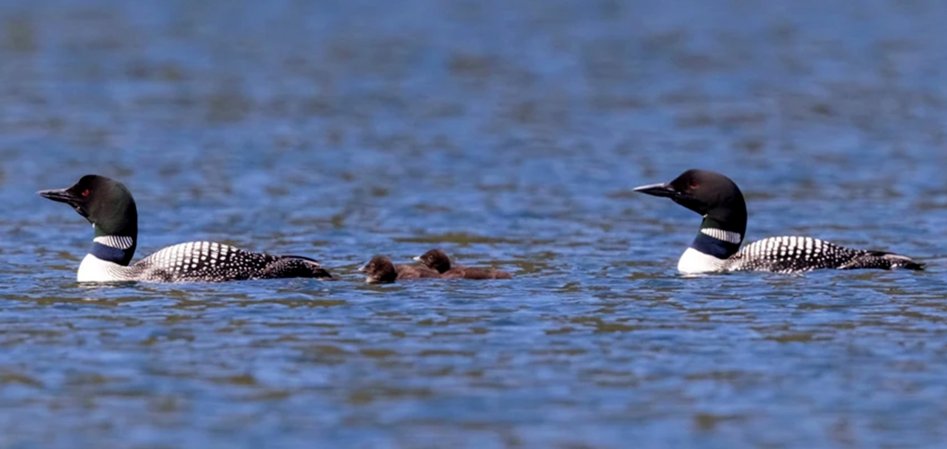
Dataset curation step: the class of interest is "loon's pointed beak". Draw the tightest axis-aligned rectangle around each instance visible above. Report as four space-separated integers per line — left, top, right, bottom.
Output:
412 256 422 262
633 182 679 198
357 262 368 273
38 187 79 205
39 186 90 218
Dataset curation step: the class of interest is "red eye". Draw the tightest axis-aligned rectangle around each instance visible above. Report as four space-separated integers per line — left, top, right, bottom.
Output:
81 189 91 197
689 182 700 189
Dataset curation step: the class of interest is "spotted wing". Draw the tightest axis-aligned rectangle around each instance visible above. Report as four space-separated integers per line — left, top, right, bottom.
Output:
729 236 861 273
132 241 278 282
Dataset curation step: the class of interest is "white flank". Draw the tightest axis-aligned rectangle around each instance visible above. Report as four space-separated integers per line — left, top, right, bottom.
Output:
77 254 128 282
677 247 728 274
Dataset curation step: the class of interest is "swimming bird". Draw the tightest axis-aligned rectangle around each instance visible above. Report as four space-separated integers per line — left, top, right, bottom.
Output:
634 169 924 274
359 255 440 284
414 249 512 279
39 174 333 282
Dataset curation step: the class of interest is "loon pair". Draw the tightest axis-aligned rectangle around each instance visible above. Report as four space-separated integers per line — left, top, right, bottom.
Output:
41 171 923 283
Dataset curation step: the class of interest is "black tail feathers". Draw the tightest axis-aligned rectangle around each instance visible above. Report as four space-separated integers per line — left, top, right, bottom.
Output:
262 255 334 279
841 251 925 271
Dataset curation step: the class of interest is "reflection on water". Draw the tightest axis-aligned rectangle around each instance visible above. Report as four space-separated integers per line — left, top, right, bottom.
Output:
2 0 947 448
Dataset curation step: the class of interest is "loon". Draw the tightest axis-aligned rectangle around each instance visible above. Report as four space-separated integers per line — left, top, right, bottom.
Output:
39 175 333 282
414 249 512 279
634 169 925 274
359 255 440 284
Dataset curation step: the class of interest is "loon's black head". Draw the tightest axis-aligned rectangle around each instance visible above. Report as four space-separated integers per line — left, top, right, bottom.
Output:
39 175 139 238
634 169 748 236
414 249 452 274
358 255 398 284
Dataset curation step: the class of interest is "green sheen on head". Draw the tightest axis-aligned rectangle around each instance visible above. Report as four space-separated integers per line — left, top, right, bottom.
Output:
39 174 139 238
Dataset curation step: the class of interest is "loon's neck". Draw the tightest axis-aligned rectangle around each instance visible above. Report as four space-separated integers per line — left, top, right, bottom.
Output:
678 224 744 274
89 198 138 266
78 233 137 282
690 219 744 260
90 232 137 266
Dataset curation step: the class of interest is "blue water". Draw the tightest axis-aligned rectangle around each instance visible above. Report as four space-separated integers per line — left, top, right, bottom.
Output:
2 0 947 448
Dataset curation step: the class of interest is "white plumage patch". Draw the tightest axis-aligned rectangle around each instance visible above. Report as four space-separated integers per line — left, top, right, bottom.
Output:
77 254 131 282
700 228 743 244
93 235 134 249
677 247 728 274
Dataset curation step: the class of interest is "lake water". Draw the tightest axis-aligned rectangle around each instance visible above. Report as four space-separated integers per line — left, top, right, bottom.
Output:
2 0 947 448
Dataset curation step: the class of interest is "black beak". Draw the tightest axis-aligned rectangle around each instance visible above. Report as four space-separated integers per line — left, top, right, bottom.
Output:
633 182 679 198
39 187 89 218
38 187 80 206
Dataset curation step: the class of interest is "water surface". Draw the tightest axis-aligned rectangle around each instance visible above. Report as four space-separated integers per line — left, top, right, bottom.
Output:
2 1 947 448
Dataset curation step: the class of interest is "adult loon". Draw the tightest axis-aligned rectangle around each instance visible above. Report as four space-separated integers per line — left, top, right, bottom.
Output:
634 169 925 274
39 175 333 282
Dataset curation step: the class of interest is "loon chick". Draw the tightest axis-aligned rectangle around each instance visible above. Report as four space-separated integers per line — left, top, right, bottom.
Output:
634 169 924 274
39 175 333 282
414 249 512 279
359 255 440 284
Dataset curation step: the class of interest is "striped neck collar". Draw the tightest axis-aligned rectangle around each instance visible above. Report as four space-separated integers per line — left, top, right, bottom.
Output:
90 235 135 266
691 227 742 259
700 227 742 244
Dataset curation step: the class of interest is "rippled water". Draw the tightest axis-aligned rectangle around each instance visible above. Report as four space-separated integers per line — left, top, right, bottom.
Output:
2 0 947 448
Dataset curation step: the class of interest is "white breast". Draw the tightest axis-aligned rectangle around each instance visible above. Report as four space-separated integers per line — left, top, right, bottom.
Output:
677 247 728 274
77 254 130 282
